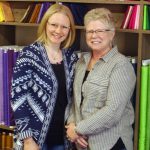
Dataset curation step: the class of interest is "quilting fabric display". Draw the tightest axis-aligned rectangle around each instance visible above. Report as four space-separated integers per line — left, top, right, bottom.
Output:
0 46 21 126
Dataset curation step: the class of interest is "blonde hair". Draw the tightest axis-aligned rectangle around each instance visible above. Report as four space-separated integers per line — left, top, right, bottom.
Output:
84 8 115 30
37 4 75 49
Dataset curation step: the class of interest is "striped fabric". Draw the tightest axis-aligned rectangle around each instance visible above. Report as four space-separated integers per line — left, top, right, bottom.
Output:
68 46 136 150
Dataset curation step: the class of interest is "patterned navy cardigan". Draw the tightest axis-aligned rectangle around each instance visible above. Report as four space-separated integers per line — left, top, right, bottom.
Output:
11 42 78 150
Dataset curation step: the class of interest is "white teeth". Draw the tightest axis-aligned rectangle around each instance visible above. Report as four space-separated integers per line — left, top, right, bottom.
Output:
92 41 100 43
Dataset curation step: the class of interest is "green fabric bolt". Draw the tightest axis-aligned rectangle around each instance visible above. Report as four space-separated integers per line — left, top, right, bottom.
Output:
146 64 150 150
139 64 149 150
143 5 147 30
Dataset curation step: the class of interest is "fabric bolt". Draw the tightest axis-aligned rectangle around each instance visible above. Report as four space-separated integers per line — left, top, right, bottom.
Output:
145 64 150 150
7 50 14 126
139 64 149 150
3 50 9 125
0 49 4 124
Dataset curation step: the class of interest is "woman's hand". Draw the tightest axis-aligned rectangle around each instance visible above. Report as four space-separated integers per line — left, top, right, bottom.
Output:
24 137 40 150
66 123 78 142
75 136 88 149
66 123 88 148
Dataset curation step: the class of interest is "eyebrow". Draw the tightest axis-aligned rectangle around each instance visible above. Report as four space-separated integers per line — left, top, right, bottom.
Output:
47 22 70 27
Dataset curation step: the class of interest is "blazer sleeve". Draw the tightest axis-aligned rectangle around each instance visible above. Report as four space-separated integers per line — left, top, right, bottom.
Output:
67 97 76 124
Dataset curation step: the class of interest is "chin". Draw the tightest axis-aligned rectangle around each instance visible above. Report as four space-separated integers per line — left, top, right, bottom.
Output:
89 44 101 50
51 40 62 45
91 47 102 51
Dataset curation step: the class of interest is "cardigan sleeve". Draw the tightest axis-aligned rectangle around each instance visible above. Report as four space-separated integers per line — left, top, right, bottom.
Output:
65 48 78 96
65 48 78 124
11 47 34 140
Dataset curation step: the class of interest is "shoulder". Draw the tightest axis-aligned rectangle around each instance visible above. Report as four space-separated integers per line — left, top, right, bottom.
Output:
76 52 90 66
16 42 44 67
111 52 136 78
111 51 132 68
64 48 78 63
19 42 43 58
22 42 41 53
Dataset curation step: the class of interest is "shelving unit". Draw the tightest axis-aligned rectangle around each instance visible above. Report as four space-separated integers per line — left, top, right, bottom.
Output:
0 125 14 133
0 0 150 150
0 125 14 149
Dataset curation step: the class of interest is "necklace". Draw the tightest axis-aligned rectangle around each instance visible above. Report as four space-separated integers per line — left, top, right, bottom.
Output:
52 50 60 61
45 45 62 63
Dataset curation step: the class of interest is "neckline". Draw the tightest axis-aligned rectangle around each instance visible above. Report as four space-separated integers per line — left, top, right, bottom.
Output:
51 60 63 65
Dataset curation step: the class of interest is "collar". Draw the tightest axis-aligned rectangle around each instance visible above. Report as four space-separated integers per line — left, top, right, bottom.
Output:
82 45 118 63
102 45 118 62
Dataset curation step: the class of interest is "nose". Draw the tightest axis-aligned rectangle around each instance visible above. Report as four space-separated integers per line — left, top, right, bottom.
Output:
55 26 62 33
91 31 98 38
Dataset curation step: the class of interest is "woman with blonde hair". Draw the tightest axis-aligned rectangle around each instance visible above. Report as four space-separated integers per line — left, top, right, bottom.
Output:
11 3 77 150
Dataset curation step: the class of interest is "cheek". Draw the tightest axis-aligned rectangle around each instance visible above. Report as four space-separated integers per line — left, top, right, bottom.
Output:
46 27 52 37
86 36 90 44
86 39 91 48
64 31 69 37
103 34 114 44
109 32 115 41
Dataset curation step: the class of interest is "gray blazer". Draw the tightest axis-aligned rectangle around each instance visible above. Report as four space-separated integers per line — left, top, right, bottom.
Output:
68 46 136 150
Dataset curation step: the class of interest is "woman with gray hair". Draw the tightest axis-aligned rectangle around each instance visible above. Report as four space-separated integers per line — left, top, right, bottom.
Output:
66 8 136 150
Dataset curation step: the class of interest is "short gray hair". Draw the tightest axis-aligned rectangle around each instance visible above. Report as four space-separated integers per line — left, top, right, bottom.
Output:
84 8 115 30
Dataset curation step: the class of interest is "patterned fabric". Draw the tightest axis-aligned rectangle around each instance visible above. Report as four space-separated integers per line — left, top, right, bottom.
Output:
68 46 136 150
11 42 78 150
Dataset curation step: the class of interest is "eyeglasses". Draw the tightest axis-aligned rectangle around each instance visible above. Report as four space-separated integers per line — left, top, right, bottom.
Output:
47 22 70 31
86 29 114 36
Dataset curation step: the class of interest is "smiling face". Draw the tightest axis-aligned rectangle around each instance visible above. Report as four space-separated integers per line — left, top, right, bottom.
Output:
86 20 115 54
46 12 70 46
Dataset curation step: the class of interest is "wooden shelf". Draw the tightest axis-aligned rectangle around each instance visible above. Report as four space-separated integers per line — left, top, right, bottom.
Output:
0 22 84 29
0 22 143 33
0 22 39 27
143 1 150 5
0 125 14 132
0 0 56 2
0 0 143 4
142 30 150 34
58 0 142 4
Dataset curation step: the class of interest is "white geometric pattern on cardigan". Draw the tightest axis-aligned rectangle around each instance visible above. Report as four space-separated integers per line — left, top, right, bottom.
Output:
11 42 77 150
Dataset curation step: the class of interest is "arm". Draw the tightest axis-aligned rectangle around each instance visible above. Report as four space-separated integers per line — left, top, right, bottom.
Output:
75 62 136 135
24 137 39 150
11 48 35 141
66 50 79 126
67 96 75 124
